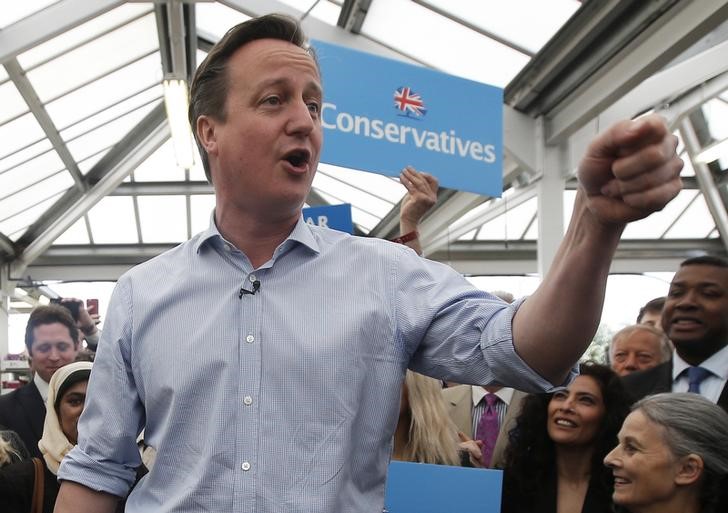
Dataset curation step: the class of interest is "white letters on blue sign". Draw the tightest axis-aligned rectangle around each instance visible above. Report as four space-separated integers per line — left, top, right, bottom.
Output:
321 102 496 164
305 216 329 228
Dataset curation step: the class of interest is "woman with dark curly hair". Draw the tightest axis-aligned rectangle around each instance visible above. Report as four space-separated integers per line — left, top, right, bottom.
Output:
500 362 631 513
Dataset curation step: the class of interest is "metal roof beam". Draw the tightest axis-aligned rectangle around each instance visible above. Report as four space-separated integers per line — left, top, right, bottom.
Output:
4 59 86 191
111 181 213 196
0 0 124 64
547 0 728 144
219 0 414 61
428 238 726 275
337 0 372 33
680 119 728 253
22 237 724 282
424 179 539 256
11 104 169 276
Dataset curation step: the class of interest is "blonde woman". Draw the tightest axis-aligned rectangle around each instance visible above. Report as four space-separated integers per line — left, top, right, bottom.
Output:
392 371 463 466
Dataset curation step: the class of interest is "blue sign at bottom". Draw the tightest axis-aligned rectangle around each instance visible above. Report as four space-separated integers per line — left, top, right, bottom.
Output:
384 461 502 513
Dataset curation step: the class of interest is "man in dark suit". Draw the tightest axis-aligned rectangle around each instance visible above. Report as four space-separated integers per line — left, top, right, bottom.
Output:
622 255 728 412
0 305 80 456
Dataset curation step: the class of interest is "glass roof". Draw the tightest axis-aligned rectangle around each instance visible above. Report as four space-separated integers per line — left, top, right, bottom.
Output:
0 0 725 281
2 0 728 355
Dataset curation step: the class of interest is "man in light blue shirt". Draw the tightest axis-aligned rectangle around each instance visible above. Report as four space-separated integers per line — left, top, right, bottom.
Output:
56 13 684 513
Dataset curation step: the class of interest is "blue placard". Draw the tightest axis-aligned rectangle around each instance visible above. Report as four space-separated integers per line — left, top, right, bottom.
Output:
302 203 353 233
384 461 502 513
313 40 503 197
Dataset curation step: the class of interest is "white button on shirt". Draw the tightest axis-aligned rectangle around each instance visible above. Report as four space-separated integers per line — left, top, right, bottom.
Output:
246 335 254 343
243 396 253 406
241 462 251 471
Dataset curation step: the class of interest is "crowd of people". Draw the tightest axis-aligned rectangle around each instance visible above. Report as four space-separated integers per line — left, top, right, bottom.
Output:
0 12 725 513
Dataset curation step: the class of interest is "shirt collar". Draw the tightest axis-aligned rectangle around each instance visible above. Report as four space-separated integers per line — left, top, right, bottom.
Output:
193 210 321 256
672 344 728 382
471 386 514 407
34 372 50 404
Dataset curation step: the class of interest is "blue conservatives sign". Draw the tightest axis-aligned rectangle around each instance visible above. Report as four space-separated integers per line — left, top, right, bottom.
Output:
384 461 503 513
302 203 354 233
313 40 503 197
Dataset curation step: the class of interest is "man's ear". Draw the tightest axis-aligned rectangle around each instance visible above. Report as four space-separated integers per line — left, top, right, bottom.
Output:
196 115 218 156
675 454 704 486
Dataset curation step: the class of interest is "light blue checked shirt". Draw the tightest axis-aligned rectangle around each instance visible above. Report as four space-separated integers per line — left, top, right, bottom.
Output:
59 216 573 512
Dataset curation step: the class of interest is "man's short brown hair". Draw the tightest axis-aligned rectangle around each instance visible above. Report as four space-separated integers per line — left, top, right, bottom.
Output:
25 304 79 354
189 14 316 182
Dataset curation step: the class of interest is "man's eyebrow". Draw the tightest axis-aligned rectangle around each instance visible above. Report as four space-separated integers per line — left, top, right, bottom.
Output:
253 77 323 96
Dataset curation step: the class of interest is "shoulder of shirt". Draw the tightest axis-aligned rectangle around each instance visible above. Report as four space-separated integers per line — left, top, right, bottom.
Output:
304 224 418 256
117 238 197 282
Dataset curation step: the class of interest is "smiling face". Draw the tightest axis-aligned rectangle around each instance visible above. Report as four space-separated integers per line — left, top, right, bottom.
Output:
197 38 323 224
547 375 606 448
662 264 728 364
29 322 79 383
57 380 88 445
604 410 696 513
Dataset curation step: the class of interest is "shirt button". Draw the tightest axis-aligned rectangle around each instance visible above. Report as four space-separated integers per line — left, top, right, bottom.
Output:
249 274 257 282
241 461 251 471
246 335 254 343
243 396 253 406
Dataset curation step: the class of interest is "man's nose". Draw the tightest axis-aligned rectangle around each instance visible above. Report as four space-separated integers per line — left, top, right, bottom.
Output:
286 100 316 136
624 354 638 370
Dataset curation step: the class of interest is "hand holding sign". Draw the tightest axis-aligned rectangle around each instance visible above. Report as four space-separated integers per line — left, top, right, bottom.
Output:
577 114 683 225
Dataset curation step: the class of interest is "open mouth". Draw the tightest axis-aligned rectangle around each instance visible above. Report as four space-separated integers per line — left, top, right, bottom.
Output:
554 418 577 427
613 475 631 486
283 149 311 169
670 317 703 330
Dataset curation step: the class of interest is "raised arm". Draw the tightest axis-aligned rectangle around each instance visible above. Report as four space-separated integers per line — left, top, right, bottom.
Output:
397 166 439 255
513 115 682 384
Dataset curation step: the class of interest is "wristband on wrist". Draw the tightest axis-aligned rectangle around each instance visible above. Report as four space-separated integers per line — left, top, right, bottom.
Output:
390 230 419 245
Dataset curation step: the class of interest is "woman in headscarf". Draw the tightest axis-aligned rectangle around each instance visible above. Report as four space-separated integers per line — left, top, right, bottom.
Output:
0 361 92 513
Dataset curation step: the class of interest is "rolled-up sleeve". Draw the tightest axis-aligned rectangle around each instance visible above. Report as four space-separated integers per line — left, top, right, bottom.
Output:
393 249 577 392
58 276 144 497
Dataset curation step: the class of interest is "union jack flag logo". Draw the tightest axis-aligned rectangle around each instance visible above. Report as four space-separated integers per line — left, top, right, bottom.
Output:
393 86 427 118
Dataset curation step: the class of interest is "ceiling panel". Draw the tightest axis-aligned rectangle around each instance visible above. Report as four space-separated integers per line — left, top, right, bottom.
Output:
621 189 699 239
138 195 187 242
0 151 65 200
88 196 139 243
362 0 530 87
65 104 157 163
17 3 152 69
1 0 59 29
54 217 91 245
25 13 159 103
420 0 579 54
0 112 46 156
132 140 186 182
45 52 162 129
1 192 65 242
0 138 53 173
664 194 715 239
0 80 29 125
190 194 216 234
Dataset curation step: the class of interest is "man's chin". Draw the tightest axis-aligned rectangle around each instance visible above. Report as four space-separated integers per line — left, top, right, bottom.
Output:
673 337 726 363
